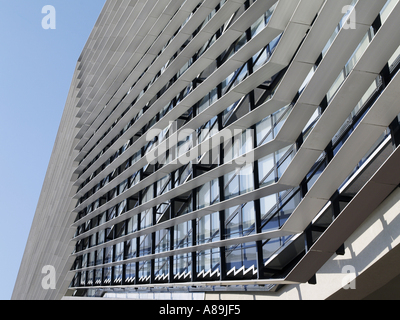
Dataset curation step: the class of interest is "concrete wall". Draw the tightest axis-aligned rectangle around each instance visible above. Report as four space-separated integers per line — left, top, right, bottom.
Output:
12 65 80 300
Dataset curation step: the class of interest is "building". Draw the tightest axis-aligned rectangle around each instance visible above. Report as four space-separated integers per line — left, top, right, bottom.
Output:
12 0 400 300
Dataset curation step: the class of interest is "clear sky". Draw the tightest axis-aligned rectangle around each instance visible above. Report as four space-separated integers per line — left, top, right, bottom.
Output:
0 0 106 300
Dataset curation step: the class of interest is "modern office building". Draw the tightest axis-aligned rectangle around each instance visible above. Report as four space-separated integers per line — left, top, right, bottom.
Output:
13 0 400 300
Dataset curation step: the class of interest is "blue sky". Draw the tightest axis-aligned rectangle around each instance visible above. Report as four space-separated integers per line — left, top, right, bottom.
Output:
0 1 106 300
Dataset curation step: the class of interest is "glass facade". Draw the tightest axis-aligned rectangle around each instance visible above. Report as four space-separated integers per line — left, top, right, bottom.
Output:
66 0 400 297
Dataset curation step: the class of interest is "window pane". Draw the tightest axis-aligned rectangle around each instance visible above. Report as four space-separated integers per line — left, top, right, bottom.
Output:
224 171 239 199
258 153 275 186
240 164 254 194
242 202 255 235
197 182 211 209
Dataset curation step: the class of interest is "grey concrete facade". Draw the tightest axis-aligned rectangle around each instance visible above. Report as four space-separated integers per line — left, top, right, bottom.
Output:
12 65 81 300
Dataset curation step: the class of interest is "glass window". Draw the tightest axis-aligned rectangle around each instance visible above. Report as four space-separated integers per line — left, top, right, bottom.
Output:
174 221 191 249
307 156 326 190
80 271 86 286
155 257 169 278
87 270 94 285
260 189 301 233
107 206 116 221
239 164 254 194
272 105 290 137
197 211 219 244
225 243 257 271
138 260 151 280
225 206 240 239
277 146 294 179
211 178 219 204
125 263 135 282
127 215 138 234
279 191 301 227
327 70 345 102
197 182 211 210
302 108 320 140
352 79 378 117
117 199 126 216
88 252 95 267
225 202 256 239
157 175 170 196
95 269 102 285
155 229 169 254
113 265 123 284
90 232 97 248
256 116 272 146
125 239 137 260
258 153 275 186
235 33 247 52
197 248 220 274
98 229 105 245
119 179 128 195
139 235 152 257
224 170 239 200
129 171 140 188
224 165 254 200
233 64 248 88
198 213 210 244
251 15 265 38
260 194 277 221
265 2 277 23
114 242 124 262
346 30 371 75
108 187 117 201
95 249 103 266
242 202 255 234
174 253 191 276
104 246 113 264
262 238 281 262
253 47 268 72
